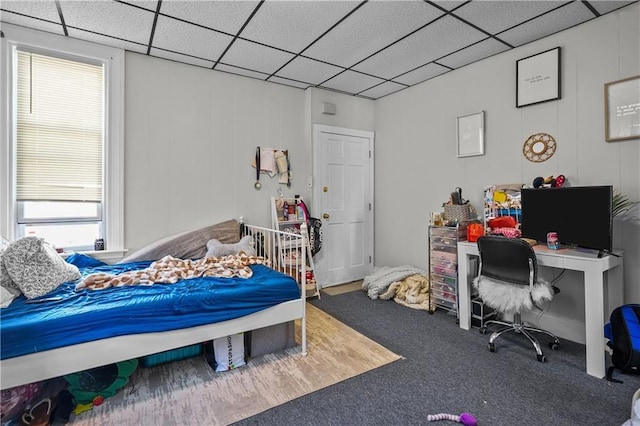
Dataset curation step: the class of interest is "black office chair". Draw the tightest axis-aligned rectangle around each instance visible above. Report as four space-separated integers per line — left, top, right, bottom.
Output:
474 235 560 362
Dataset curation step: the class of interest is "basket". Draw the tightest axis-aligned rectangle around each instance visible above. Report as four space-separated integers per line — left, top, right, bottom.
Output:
443 203 477 223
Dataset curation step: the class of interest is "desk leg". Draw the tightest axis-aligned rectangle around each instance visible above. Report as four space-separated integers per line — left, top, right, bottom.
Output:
583 265 606 379
458 253 472 330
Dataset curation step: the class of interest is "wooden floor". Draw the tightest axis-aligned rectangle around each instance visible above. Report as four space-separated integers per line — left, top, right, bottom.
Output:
321 280 363 296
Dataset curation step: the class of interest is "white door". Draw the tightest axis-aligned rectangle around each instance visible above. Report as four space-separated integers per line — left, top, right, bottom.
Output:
312 125 374 287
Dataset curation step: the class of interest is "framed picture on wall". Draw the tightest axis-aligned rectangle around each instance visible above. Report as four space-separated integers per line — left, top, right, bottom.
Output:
516 47 561 108
456 111 484 158
604 75 640 142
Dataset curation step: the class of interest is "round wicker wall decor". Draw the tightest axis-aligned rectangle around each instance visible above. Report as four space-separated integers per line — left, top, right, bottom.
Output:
523 133 556 162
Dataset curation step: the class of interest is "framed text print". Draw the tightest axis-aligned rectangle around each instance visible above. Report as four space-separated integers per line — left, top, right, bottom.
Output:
457 111 484 158
516 47 561 108
605 75 640 142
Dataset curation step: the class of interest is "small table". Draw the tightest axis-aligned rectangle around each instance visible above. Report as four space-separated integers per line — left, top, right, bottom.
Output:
457 241 623 379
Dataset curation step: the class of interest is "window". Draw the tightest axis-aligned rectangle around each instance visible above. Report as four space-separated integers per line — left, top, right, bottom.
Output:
1 24 124 252
16 51 104 250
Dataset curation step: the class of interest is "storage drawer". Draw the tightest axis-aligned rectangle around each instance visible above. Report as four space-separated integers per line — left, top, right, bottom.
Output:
432 288 457 302
431 274 457 286
430 251 457 262
431 264 456 277
431 281 456 295
435 298 457 311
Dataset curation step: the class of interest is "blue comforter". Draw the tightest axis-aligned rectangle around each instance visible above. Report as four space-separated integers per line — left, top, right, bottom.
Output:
0 255 300 360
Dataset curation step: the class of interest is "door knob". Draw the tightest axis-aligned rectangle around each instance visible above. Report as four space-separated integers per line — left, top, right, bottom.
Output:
322 213 330 219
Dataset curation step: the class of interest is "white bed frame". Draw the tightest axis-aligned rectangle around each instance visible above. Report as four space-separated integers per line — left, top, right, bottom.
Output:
0 223 308 390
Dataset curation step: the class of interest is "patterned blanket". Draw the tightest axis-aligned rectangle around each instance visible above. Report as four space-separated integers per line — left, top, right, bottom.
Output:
76 254 268 291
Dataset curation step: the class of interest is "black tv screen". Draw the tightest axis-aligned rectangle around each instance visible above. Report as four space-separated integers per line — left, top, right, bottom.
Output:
520 186 613 252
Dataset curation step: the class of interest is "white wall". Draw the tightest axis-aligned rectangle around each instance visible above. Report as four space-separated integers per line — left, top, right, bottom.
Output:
125 53 305 251
124 54 375 253
373 4 640 343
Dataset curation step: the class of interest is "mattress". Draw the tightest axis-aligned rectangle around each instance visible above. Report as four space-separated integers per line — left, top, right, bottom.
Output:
1 257 300 360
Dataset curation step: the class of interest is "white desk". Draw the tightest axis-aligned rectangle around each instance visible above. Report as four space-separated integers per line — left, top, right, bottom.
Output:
457 241 623 379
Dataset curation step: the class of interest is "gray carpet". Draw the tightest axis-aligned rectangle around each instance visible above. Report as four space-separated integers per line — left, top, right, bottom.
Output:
236 290 640 425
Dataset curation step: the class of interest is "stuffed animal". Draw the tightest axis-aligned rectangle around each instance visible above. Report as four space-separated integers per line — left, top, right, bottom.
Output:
533 175 566 188
379 274 434 311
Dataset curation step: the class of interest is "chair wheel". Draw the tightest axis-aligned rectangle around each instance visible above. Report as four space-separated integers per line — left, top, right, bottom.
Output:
548 342 559 351
480 327 488 335
537 354 547 363
488 343 496 352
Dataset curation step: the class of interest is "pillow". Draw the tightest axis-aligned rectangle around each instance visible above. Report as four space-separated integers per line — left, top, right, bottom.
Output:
206 235 256 258
3 236 81 299
65 252 108 268
119 219 240 263
0 245 18 290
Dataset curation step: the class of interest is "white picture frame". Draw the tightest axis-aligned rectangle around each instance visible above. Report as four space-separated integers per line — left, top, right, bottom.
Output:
456 111 485 158
516 47 561 108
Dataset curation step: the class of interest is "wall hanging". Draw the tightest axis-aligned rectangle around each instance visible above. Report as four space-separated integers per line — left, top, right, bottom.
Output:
604 75 640 142
523 133 556 162
516 47 561 108
456 111 485 157
251 147 291 188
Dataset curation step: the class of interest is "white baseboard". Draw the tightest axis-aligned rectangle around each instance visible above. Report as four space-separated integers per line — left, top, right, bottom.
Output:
521 310 586 345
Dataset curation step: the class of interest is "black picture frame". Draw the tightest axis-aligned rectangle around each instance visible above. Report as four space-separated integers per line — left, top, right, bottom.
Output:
516 47 561 108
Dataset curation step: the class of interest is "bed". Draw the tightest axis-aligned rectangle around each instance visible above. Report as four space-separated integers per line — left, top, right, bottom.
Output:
0 222 309 390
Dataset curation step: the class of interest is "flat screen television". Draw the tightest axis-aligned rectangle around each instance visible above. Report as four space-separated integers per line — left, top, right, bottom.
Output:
520 185 613 253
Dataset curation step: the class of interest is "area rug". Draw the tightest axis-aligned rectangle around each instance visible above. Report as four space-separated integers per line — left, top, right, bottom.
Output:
68 303 401 425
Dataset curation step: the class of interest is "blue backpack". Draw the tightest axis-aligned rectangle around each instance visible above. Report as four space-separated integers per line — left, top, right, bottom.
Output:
604 304 640 383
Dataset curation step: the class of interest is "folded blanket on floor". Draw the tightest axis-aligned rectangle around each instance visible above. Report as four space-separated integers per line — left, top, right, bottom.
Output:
362 265 426 299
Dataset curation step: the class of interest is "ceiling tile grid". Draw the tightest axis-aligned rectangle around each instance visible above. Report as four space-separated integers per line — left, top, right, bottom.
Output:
0 0 637 99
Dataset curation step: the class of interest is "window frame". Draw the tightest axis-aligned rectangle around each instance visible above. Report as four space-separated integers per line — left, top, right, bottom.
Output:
1 23 124 252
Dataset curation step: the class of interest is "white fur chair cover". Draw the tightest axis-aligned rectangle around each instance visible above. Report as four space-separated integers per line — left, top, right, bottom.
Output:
473 275 553 313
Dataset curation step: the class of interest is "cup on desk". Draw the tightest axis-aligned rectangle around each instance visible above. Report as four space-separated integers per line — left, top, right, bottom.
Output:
547 232 559 250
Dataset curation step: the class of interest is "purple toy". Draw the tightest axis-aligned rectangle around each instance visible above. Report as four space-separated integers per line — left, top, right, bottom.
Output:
427 412 478 426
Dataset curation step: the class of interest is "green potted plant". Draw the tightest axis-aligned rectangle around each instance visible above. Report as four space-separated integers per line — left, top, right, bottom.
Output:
613 191 639 218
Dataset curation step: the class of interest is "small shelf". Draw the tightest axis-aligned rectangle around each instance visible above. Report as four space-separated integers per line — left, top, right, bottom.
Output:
271 196 321 299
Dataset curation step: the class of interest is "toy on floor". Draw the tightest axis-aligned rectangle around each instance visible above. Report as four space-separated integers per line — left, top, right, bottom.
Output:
427 412 478 426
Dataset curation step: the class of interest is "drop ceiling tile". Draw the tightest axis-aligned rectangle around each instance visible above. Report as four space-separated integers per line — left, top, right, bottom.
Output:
393 62 450 86
358 81 406 99
303 0 444 68
432 1 468 11
216 63 270 80
321 70 386 94
353 15 486 79
269 76 312 90
68 28 148 54
275 56 344 85
452 1 567 35
0 1 60 22
153 15 234 61
588 1 636 15
221 38 295 75
438 37 510 69
0 14 64 36
498 1 594 47
117 1 159 13
60 1 155 44
240 0 359 53
150 48 215 68
159 0 258 36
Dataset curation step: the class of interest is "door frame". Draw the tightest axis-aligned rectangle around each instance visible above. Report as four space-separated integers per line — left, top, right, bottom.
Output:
312 124 375 286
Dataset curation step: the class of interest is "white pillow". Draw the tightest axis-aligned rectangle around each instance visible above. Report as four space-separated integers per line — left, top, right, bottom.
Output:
206 235 256 258
0 245 18 290
3 236 81 299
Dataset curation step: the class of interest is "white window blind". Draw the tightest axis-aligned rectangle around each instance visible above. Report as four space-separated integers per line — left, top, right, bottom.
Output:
16 51 104 202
